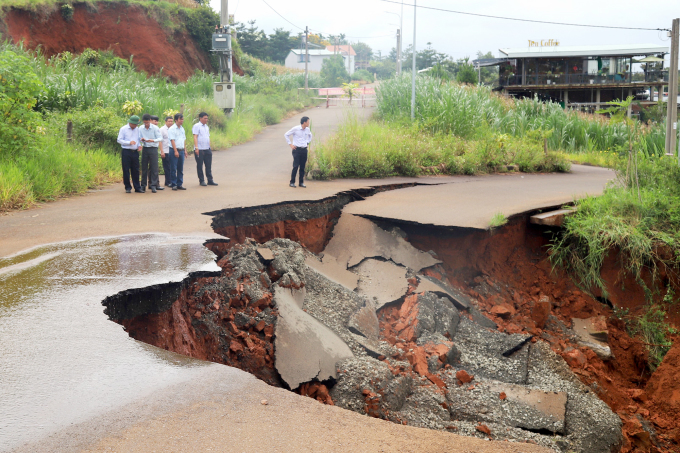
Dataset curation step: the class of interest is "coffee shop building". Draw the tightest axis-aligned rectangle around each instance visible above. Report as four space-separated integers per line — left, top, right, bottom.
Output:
474 44 669 114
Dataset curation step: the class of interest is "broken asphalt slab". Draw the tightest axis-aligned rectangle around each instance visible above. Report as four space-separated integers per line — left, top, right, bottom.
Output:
322 213 441 271
273 286 354 389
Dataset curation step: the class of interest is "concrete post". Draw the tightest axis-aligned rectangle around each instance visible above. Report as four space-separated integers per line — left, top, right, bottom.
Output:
564 90 569 108
627 88 633 118
596 89 601 106
666 18 679 156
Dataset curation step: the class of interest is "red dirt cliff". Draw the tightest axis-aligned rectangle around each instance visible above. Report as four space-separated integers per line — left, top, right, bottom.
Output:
1 2 214 81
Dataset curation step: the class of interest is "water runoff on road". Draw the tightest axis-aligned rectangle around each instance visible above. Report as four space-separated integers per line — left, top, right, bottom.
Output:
0 234 220 451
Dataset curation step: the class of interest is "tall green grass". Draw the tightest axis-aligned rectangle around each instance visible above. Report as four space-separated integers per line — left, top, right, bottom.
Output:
310 113 569 179
377 76 666 155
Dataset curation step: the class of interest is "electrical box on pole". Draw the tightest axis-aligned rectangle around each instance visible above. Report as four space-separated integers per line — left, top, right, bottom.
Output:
212 0 235 113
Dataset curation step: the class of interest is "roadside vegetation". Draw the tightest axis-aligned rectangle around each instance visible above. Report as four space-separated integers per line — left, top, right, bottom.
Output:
0 43 320 211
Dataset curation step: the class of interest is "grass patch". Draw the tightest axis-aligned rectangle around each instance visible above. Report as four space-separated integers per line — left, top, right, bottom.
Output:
564 150 620 168
489 212 508 229
625 305 677 371
309 114 570 179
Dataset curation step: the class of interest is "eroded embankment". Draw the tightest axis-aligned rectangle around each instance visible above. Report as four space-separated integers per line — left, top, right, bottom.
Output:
102 189 680 453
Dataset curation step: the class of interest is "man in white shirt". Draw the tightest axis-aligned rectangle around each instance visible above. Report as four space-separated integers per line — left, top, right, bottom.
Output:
116 115 142 193
139 114 163 193
284 116 312 188
168 113 188 190
192 112 217 186
159 116 173 187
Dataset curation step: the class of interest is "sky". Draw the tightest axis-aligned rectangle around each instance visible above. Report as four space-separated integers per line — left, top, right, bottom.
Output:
208 0 676 63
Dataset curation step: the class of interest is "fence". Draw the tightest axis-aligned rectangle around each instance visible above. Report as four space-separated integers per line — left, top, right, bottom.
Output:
297 87 376 108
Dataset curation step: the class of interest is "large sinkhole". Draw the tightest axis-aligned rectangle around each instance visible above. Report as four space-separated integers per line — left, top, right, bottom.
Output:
102 188 626 453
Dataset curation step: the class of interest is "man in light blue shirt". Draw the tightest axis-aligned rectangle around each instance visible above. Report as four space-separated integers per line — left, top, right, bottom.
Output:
116 115 142 193
192 112 217 186
138 113 163 193
168 113 188 190
284 116 312 188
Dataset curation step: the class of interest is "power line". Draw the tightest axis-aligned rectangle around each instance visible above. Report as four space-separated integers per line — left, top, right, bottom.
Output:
379 0 669 32
260 0 304 31
259 0 395 40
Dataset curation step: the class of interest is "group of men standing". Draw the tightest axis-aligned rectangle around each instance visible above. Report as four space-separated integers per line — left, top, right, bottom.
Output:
116 112 217 193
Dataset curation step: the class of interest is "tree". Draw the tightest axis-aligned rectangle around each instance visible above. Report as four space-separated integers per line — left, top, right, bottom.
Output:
401 43 448 71
267 28 296 64
476 51 498 85
234 20 267 60
0 50 45 155
353 42 373 63
456 57 478 84
370 60 395 80
308 33 331 46
321 55 350 87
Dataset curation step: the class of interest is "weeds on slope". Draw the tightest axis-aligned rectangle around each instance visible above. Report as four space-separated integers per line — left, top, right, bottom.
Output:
310 113 569 179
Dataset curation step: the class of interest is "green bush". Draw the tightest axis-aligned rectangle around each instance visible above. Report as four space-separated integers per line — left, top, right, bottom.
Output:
0 49 45 156
320 55 350 87
351 69 374 83
60 3 74 21
67 107 122 149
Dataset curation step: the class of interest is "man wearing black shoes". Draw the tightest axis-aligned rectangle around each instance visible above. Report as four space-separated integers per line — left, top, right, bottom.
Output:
192 112 217 187
168 113 188 191
139 114 163 193
116 115 142 193
284 116 312 188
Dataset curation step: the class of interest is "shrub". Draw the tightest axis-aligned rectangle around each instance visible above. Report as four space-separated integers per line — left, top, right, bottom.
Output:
320 55 350 87
351 69 374 83
60 3 74 21
67 107 122 149
0 50 45 156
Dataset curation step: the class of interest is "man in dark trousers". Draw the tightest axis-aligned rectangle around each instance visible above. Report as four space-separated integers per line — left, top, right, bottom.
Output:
284 116 312 188
139 113 163 193
159 116 173 187
116 115 142 193
192 112 217 186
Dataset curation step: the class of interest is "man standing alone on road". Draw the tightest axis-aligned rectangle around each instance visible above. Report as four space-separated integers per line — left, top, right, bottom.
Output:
139 113 163 193
116 115 142 193
168 113 188 190
192 112 218 186
284 116 312 188
159 116 173 187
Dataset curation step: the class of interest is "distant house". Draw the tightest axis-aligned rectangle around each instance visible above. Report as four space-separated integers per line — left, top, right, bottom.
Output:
284 49 335 73
284 46 356 75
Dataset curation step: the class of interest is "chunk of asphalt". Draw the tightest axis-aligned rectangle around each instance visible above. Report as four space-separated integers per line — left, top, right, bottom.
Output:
273 286 354 389
256 247 275 262
348 299 380 340
322 213 441 271
502 336 534 358
572 317 612 360
417 275 472 311
354 259 409 310
470 306 498 330
305 255 359 292
445 378 567 434
351 333 387 359
455 317 529 384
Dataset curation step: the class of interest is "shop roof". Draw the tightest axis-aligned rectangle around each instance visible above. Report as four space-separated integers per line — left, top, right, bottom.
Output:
499 44 668 59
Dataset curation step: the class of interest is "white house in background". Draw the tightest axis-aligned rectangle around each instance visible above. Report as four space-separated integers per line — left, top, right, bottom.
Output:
284 46 357 75
325 45 356 75
284 49 335 73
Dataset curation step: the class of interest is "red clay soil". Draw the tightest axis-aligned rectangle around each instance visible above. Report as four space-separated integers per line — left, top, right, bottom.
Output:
120 257 280 386
213 211 341 255
1 3 228 81
403 219 679 453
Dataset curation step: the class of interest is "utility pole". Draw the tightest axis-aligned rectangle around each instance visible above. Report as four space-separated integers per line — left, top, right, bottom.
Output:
396 29 401 76
410 0 416 120
666 18 679 159
399 0 403 77
304 26 309 92
212 0 234 114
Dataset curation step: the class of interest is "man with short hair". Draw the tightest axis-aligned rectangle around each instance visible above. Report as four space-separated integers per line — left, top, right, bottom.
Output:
116 115 142 193
168 113 188 190
139 113 163 193
159 116 173 187
284 116 312 188
192 112 217 186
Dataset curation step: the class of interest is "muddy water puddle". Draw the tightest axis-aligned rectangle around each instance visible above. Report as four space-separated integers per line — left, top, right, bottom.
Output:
0 234 220 451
